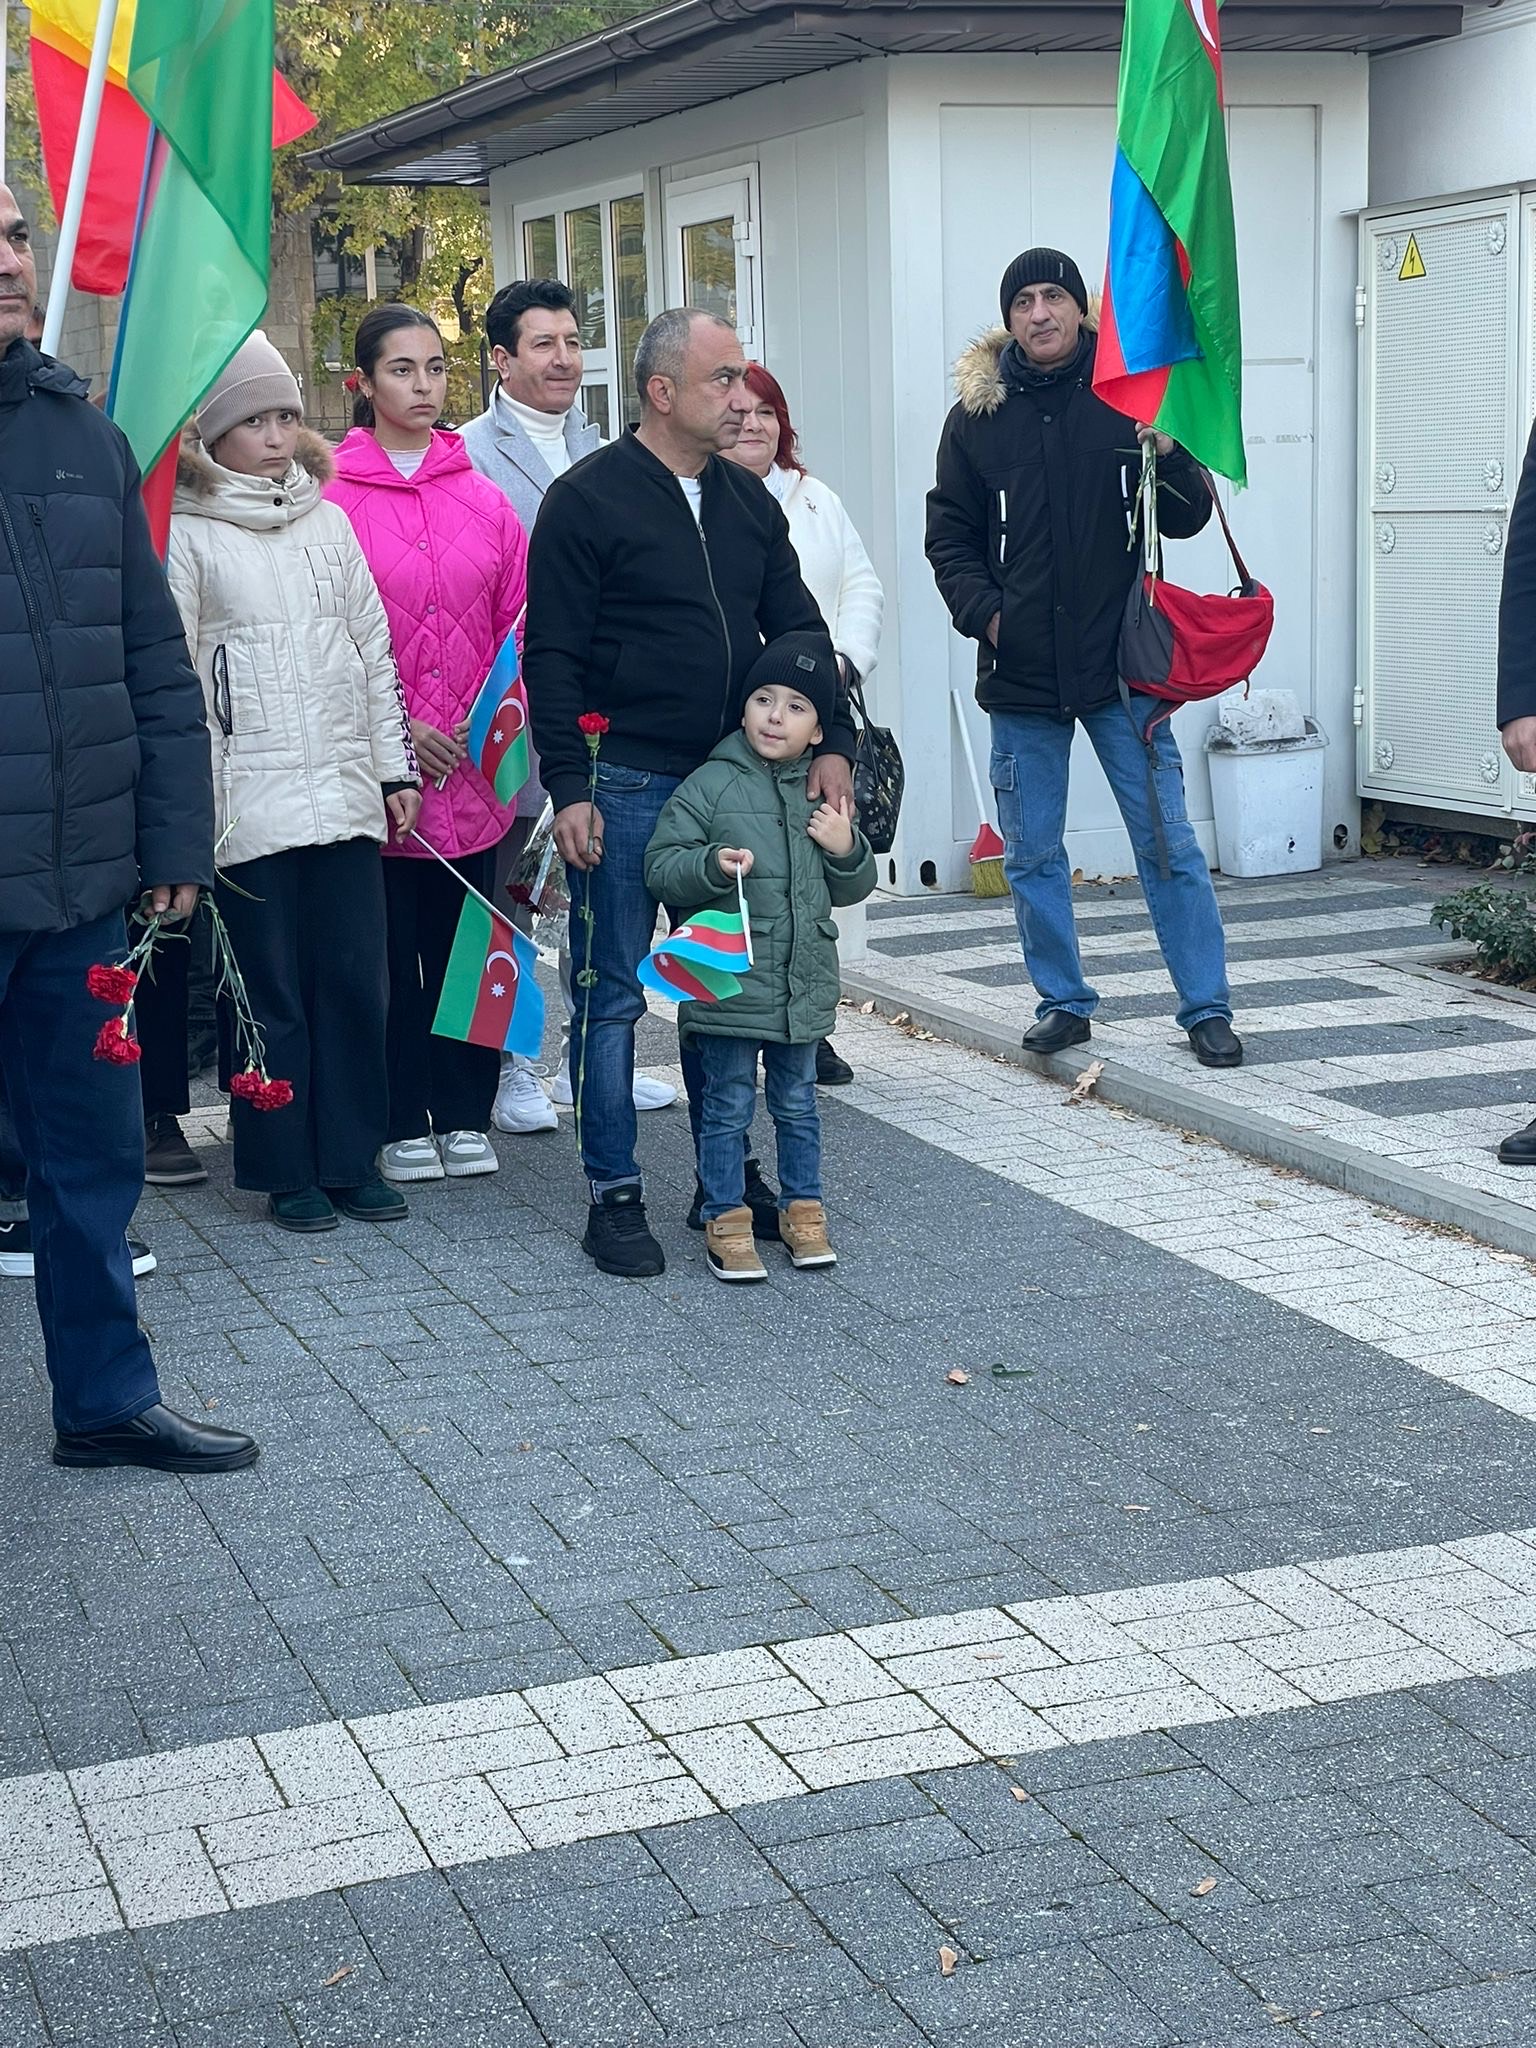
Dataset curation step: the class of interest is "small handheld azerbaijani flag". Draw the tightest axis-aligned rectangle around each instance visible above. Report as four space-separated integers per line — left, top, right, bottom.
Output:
433 897 544 1057
1092 0 1246 484
637 867 753 1003
464 630 532 806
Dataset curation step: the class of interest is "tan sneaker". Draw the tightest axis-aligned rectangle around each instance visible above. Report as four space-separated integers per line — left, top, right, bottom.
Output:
704 1206 768 1283
779 1199 837 1269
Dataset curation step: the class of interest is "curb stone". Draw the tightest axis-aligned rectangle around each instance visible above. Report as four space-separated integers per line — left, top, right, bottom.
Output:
841 962 1536 1262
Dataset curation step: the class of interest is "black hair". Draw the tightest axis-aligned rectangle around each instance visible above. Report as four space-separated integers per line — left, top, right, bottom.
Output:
484 277 577 357
351 302 443 428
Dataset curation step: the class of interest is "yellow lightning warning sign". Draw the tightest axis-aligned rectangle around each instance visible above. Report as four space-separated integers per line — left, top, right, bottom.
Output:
1399 234 1427 281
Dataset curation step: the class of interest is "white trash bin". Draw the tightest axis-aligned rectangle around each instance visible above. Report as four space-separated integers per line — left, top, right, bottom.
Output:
1204 717 1327 878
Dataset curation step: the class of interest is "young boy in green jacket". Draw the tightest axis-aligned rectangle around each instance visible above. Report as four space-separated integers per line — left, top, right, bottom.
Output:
644 634 876 1282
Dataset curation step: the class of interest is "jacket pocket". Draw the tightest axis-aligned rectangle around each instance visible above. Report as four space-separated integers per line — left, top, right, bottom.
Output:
816 917 840 940
218 635 275 744
26 502 65 616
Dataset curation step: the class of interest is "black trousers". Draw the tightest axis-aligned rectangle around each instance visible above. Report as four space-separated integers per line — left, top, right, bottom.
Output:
135 915 191 1122
215 839 390 1194
383 849 498 1140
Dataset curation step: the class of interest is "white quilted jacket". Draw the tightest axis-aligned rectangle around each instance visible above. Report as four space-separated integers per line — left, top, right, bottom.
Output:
166 430 416 868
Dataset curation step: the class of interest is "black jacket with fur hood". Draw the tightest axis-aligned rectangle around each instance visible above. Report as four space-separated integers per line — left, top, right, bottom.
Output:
925 323 1212 720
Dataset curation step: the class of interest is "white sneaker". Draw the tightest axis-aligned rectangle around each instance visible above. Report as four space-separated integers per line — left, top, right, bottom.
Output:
632 1072 678 1111
379 1136 445 1183
493 1056 558 1134
546 1068 676 1111
440 1129 499 1177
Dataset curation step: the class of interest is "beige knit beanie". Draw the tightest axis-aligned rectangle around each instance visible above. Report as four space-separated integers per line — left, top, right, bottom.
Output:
196 331 303 449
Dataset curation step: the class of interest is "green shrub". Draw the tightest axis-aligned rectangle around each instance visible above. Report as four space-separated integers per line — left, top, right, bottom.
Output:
1432 880 1536 983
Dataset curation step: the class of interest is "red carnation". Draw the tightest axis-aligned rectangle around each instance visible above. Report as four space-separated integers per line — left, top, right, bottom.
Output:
87 963 140 1005
230 1068 294 1112
92 1018 142 1065
577 713 610 737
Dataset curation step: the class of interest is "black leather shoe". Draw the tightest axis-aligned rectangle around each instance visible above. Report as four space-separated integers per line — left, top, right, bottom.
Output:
687 1159 782 1240
54 1402 259 1473
268 1188 337 1234
328 1177 408 1222
815 1038 854 1086
1188 1016 1243 1068
583 1185 665 1277
1498 1118 1536 1164
1022 1012 1091 1055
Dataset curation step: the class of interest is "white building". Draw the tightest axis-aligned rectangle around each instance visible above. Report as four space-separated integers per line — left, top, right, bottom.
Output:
314 0 1525 892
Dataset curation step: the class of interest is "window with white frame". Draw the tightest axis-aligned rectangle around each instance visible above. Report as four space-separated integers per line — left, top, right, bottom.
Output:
515 185 651 435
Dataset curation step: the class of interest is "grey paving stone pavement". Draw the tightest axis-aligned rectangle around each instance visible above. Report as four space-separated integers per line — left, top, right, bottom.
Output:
10 1002 1536 2041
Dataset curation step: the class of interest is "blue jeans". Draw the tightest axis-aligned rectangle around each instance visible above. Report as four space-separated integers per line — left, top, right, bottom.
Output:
989 698 1231 1032
567 762 689 1190
0 912 160 1433
696 1037 821 1221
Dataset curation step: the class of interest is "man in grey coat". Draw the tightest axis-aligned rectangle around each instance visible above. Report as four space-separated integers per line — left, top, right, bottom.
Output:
462 277 677 1133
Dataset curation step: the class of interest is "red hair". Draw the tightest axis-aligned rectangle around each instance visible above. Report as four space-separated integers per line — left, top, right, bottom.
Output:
743 362 806 476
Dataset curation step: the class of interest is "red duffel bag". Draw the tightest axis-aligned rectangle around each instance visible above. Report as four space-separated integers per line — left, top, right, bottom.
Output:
1116 461 1275 875
1118 473 1274 710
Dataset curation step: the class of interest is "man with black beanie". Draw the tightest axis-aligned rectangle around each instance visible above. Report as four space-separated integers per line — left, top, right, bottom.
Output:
925 247 1242 1070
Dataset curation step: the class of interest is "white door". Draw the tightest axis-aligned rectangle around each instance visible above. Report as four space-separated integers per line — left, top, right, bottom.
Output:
663 168 762 358
1359 195 1521 816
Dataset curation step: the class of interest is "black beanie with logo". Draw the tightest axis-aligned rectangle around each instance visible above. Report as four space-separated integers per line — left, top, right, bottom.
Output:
741 631 838 735
999 248 1089 321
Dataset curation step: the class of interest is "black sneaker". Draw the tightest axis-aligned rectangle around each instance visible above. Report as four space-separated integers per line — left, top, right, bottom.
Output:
686 1159 781 1241
144 1114 208 1187
815 1038 854 1086
0 1218 155 1278
583 1184 665 1277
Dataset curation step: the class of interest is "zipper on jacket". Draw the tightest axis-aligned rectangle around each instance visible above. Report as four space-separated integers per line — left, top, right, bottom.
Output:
695 518 735 740
0 494 67 913
28 502 65 613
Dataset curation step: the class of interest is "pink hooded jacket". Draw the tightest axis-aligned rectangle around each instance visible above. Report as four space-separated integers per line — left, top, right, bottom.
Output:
327 427 529 859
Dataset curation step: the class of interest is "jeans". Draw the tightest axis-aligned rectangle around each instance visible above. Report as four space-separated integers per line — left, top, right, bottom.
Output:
566 762 684 1190
989 698 1231 1032
0 912 160 1433
696 1037 821 1221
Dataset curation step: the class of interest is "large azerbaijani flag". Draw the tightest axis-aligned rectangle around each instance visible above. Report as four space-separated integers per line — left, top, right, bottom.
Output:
1092 0 1246 485
108 0 288 483
433 900 545 1057
26 0 312 297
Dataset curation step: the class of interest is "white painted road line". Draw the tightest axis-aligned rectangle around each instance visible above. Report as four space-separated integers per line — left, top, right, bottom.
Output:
7 1525 1536 1953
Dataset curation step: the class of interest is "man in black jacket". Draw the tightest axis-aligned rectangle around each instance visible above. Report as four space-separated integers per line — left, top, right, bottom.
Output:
525 306 848 1276
1494 422 1536 1162
0 184 256 1470
926 248 1241 1069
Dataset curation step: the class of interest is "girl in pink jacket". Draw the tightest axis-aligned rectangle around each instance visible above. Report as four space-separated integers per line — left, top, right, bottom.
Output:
327 305 530 1188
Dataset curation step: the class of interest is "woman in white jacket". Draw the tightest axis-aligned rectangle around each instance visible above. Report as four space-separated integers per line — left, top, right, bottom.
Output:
167 334 421 1235
725 361 884 1084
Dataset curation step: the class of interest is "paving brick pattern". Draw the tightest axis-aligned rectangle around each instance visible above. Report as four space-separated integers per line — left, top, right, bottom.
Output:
9 1003 1536 2038
856 865 1536 1213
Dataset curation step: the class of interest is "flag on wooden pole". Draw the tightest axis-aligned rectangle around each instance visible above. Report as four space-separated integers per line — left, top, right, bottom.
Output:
1092 0 1246 484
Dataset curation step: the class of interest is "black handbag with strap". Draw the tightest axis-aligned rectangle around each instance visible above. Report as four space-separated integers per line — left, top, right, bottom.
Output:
846 671 904 854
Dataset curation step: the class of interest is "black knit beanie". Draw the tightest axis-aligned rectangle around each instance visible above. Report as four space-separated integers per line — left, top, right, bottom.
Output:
741 631 838 736
999 248 1088 320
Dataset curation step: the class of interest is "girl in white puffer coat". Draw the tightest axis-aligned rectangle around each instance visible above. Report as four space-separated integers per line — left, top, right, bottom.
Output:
166 333 421 1235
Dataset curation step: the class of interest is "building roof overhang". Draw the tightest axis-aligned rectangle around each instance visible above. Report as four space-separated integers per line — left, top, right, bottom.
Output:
305 0 1461 186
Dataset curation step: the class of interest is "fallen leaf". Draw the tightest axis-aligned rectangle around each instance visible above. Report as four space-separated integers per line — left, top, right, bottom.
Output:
859 1000 875 1014
939 1945 959 1977
1489 1249 1524 1264
517 1441 534 1452
946 1369 971 1386
322 1965 354 1988
892 1010 910 1026
1010 1787 1031 1803
1190 1876 1217 1898
203 1399 219 1411
1066 1059 1105 1105
1134 1422 1153 1433
1121 1503 1151 1513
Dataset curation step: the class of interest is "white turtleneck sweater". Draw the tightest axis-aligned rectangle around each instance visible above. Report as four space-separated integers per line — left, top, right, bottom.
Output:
495 388 574 478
